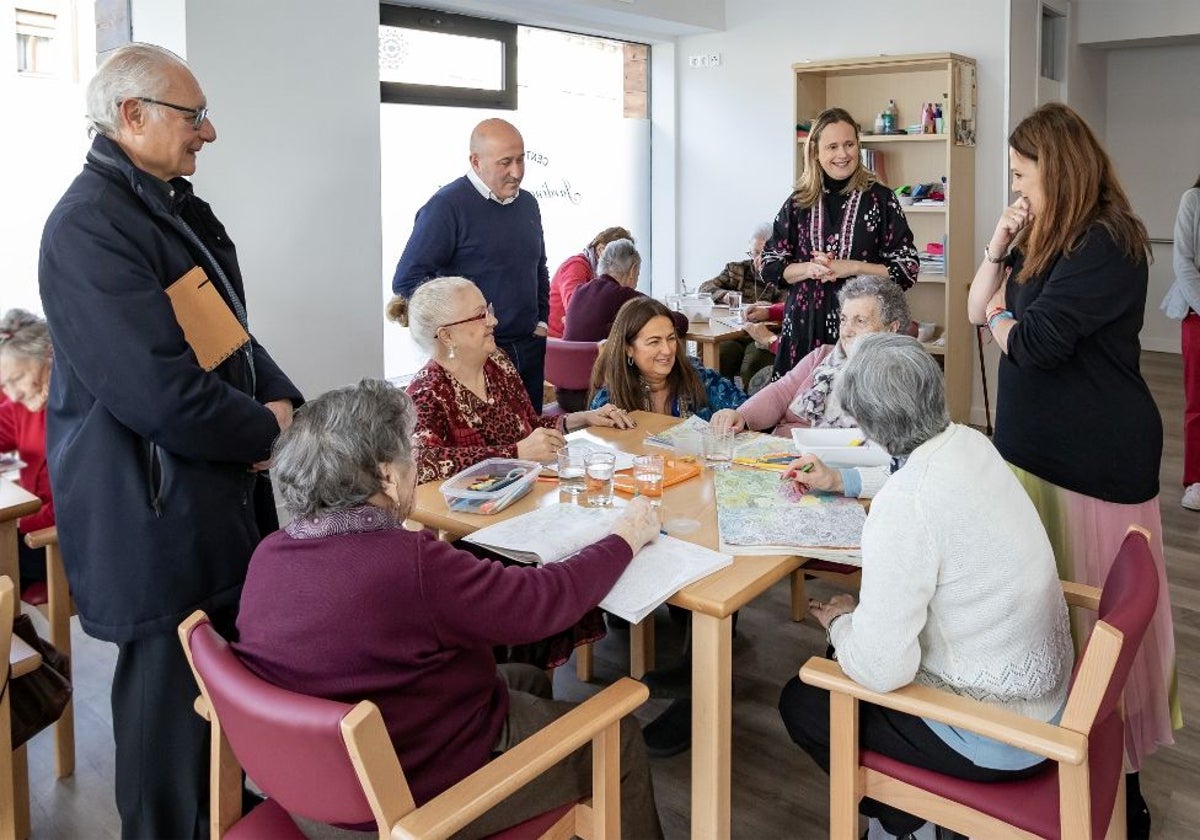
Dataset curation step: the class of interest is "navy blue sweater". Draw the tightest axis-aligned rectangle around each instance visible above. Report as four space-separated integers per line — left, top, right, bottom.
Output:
393 176 549 342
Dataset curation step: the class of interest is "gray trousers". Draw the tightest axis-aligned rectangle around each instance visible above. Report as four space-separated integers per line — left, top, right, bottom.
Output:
455 664 664 839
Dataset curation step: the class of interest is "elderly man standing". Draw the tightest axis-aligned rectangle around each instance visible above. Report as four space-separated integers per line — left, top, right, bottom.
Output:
39 44 302 838
393 118 551 411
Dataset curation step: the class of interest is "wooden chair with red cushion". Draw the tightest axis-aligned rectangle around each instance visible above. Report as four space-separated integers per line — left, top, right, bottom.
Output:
178 610 649 840
544 338 601 414
799 525 1158 839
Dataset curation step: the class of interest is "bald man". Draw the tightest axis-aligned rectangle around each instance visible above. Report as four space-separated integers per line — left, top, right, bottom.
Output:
393 119 551 411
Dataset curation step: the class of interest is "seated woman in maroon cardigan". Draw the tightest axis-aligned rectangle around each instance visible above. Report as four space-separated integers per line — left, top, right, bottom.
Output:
388 276 635 484
234 380 664 838
562 239 689 342
0 309 55 588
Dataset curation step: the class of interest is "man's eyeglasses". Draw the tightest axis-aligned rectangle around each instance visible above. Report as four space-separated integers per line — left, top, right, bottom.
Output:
440 303 494 329
137 97 209 130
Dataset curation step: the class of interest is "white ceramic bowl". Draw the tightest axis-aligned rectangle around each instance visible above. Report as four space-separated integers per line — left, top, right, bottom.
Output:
790 427 892 468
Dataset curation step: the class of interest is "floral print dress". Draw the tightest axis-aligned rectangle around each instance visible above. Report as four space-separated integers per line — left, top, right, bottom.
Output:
761 178 918 379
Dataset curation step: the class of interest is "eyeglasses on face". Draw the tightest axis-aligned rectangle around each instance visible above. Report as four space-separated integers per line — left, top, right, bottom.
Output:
137 97 209 129
440 302 495 329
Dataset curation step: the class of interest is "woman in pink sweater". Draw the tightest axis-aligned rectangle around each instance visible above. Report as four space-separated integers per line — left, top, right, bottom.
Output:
710 275 909 438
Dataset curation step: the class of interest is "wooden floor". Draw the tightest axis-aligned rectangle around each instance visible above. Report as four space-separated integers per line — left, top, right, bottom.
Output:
21 351 1200 839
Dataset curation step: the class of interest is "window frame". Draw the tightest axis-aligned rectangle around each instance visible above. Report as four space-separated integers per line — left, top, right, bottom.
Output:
379 4 518 110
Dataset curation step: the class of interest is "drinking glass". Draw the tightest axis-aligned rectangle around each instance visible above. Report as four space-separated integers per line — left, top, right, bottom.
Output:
557 447 586 497
632 454 665 507
584 452 616 507
704 426 734 463
726 291 743 323
665 293 683 312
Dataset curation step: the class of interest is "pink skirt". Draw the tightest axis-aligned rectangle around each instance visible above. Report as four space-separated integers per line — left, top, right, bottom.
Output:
1011 466 1181 770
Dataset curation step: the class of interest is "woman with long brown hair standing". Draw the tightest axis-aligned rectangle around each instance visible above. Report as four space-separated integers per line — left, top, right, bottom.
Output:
761 107 918 379
968 102 1177 839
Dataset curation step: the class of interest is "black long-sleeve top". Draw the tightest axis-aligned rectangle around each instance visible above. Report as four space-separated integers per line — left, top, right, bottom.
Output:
995 224 1161 504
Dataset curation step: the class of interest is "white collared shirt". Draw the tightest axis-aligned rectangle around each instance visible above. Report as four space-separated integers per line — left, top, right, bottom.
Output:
466 167 518 206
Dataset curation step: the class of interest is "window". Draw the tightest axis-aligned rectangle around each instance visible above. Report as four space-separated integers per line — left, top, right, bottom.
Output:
379 5 517 109
1040 5 1066 82
16 8 57 76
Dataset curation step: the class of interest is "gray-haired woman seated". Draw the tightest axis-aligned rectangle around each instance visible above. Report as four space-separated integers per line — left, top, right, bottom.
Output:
778 334 1073 840
711 275 910 498
234 380 664 838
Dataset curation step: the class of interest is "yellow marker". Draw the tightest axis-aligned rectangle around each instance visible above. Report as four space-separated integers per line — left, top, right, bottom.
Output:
847 438 865 447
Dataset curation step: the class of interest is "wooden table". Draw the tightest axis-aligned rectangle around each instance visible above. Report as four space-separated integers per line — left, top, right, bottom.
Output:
683 316 748 371
409 412 806 839
1 481 41 589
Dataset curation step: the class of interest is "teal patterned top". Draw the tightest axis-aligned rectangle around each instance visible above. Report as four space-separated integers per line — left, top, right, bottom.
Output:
590 357 747 420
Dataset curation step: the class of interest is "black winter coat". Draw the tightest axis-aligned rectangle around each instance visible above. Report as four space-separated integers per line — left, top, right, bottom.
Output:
38 135 303 642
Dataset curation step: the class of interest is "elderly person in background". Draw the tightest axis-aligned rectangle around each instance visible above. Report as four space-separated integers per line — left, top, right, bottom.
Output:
234 380 664 839
711 276 910 499
563 239 688 342
0 309 55 588
779 334 1073 840
390 277 634 484
548 225 632 338
699 222 787 387
589 296 746 419
39 43 302 836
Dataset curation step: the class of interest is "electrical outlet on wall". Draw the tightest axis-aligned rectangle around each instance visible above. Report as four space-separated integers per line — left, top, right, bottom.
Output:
707 53 721 67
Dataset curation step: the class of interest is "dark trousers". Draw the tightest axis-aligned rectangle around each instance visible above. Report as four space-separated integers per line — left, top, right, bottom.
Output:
455 665 663 840
779 675 1045 836
112 603 238 840
497 333 547 414
17 538 46 588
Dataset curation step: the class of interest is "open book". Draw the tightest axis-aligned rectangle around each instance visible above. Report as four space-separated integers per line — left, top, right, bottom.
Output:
464 504 732 623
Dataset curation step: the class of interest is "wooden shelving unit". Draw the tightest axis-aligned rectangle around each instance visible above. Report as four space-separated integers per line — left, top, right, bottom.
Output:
793 52 977 422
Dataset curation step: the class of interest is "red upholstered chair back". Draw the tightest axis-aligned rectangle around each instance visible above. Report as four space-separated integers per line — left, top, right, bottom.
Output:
545 338 600 392
184 618 379 828
1090 527 1159 725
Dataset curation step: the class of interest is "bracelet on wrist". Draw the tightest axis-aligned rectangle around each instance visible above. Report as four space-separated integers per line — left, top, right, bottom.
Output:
987 310 1014 332
983 244 1007 264
825 611 849 648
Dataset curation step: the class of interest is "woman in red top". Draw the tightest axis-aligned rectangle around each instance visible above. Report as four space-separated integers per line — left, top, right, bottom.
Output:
547 225 632 338
0 309 54 587
389 276 635 484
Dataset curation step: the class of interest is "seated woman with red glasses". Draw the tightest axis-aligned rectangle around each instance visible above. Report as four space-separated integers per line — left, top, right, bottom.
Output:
388 276 635 485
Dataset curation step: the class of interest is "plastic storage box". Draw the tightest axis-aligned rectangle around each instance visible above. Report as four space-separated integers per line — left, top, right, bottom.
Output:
440 458 542 515
790 427 892 468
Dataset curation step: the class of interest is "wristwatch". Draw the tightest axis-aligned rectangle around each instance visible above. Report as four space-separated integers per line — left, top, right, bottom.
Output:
982 244 1006 264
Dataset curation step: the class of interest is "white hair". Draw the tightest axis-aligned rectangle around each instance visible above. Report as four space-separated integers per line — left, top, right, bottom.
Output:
598 238 641 280
86 43 188 138
406 277 480 354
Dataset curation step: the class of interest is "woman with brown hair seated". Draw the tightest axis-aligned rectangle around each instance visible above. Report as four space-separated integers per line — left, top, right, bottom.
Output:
588 296 746 419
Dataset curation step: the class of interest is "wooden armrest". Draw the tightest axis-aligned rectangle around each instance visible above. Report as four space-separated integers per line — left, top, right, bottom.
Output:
1061 579 1100 612
391 677 649 839
24 526 58 550
9 635 42 677
799 657 1086 765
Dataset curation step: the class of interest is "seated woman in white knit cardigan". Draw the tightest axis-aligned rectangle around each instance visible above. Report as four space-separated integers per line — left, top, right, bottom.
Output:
778 334 1074 840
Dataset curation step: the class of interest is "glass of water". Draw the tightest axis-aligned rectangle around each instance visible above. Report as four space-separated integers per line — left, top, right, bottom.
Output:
726 291 743 323
632 454 665 507
704 426 734 463
584 451 616 507
557 447 586 498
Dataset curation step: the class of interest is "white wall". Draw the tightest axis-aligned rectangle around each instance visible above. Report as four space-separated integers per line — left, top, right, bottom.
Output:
1104 43 1200 353
183 0 385 397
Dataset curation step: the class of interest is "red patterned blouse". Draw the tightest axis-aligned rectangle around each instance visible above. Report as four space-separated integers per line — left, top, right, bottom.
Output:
407 352 560 483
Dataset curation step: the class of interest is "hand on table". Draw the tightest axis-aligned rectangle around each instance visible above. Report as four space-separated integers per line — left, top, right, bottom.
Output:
516 427 566 462
744 304 773 323
579 404 638 430
809 593 857 628
709 409 746 437
612 496 662 554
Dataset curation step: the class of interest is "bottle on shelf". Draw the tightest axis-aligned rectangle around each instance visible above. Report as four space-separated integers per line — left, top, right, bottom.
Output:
884 99 898 134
